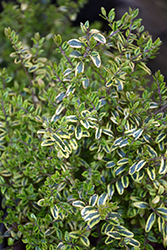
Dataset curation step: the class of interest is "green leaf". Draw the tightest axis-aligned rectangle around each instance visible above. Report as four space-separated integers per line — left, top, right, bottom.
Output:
50 205 59 220
89 194 98 206
80 236 90 247
90 51 101 68
156 207 167 215
145 212 156 232
72 200 85 208
159 158 167 175
87 214 101 228
101 7 106 16
68 39 83 48
133 202 149 209
97 193 108 206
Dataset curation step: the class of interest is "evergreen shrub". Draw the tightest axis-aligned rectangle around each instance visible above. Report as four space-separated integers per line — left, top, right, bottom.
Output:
0 6 167 250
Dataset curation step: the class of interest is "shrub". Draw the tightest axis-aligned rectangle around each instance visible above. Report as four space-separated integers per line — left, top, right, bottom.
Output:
0 6 167 250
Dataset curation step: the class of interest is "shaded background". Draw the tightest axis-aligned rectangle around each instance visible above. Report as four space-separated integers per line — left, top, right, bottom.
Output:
74 0 167 82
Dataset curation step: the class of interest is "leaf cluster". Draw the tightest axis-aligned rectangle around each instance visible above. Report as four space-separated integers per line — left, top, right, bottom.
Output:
0 5 167 250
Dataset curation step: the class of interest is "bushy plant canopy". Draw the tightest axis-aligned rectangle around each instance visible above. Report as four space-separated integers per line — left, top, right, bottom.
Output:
0 6 167 250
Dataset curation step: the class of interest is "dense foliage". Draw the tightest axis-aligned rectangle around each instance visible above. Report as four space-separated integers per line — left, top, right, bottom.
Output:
0 4 167 250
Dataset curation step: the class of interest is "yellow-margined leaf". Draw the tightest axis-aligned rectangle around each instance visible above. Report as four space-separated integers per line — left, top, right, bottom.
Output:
87 214 101 228
146 166 155 180
107 183 115 198
81 206 97 216
69 231 80 239
97 193 108 206
56 103 65 115
66 115 78 122
124 237 140 247
83 211 100 221
105 236 114 244
159 157 167 175
155 132 166 143
117 158 129 165
41 139 55 147
72 200 85 208
121 175 129 188
68 39 83 48
145 212 156 232
95 127 102 139
158 216 165 232
106 161 115 168
147 145 157 158
69 138 78 150
52 133 67 152
106 231 121 239
50 205 59 220
135 160 147 172
90 51 101 68
75 125 82 140
156 207 167 215
115 225 134 237
133 128 143 140
80 236 90 247
93 33 106 44
75 61 84 76
89 194 98 206
138 62 151 75
133 201 149 209
102 128 113 137
115 179 124 195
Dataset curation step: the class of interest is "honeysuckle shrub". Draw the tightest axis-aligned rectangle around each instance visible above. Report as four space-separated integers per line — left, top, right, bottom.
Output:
0 7 167 250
